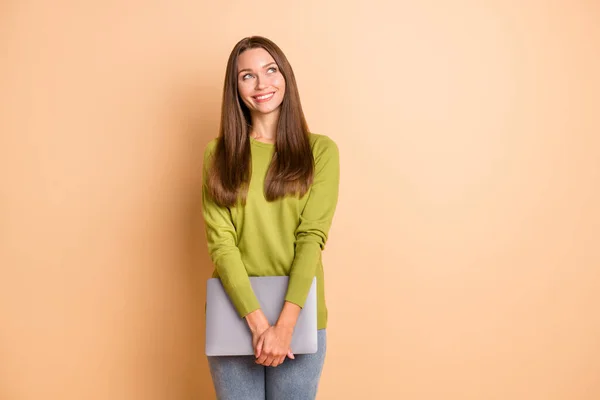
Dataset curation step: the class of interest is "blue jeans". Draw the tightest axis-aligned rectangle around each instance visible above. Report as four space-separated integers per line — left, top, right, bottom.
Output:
208 329 326 400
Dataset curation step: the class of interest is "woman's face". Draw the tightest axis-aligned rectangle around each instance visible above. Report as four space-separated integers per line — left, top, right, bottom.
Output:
237 47 286 116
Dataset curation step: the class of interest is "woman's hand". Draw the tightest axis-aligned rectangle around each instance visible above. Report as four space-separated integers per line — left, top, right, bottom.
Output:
255 325 295 367
246 302 299 367
245 309 270 355
255 301 300 367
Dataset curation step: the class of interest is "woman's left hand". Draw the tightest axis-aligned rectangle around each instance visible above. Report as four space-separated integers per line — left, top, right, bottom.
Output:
255 325 295 367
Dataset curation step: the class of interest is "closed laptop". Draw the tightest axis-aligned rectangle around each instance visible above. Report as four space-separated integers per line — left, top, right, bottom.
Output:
205 276 318 356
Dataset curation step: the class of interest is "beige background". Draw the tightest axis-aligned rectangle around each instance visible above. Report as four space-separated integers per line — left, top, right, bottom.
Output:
1 1 599 399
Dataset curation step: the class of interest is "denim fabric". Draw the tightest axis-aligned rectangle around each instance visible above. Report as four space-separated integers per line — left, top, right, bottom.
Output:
208 329 327 400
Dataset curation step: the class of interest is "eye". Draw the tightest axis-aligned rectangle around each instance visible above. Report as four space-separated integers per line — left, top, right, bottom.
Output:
242 73 253 80
267 67 277 73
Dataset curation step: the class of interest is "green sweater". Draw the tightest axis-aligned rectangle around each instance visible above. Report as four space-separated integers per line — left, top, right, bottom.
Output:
202 133 339 330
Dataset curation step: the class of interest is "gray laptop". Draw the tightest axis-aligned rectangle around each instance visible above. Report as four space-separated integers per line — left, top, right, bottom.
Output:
205 276 318 356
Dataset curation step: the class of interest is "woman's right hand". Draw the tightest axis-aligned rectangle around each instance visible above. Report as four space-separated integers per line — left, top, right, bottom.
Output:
245 309 294 365
245 309 270 356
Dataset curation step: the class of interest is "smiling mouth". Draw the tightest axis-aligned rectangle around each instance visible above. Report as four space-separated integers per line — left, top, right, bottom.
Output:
253 92 275 102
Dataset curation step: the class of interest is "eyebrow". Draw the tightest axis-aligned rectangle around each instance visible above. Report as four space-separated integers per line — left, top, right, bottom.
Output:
238 62 277 75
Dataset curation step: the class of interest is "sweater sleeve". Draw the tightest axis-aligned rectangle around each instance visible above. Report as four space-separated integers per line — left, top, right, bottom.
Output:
285 136 340 307
201 141 261 318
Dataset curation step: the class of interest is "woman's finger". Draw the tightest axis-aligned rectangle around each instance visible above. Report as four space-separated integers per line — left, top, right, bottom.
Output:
259 354 273 366
256 352 268 365
255 345 268 364
257 344 274 365
255 336 264 358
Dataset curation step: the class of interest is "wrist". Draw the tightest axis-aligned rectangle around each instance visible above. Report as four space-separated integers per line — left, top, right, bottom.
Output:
275 301 301 330
274 321 295 333
245 309 269 333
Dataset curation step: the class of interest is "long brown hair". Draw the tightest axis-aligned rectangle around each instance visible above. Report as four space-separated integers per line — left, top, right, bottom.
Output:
206 36 314 207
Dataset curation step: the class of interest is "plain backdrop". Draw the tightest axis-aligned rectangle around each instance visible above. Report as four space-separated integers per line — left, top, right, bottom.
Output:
1 1 599 399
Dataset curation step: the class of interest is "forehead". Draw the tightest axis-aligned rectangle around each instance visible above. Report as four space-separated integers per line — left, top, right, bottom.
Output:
237 48 276 71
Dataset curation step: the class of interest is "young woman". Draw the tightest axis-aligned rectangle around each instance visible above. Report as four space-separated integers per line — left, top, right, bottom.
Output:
202 36 339 400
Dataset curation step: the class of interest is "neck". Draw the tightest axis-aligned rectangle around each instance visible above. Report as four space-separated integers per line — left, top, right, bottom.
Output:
250 110 280 143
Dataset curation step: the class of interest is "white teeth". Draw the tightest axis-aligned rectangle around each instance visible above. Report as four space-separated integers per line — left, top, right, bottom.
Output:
255 93 274 100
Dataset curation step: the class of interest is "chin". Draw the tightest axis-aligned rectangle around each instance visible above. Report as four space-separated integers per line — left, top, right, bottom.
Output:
255 104 282 115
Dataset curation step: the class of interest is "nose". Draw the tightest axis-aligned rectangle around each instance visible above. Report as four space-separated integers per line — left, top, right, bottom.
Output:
255 75 267 90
